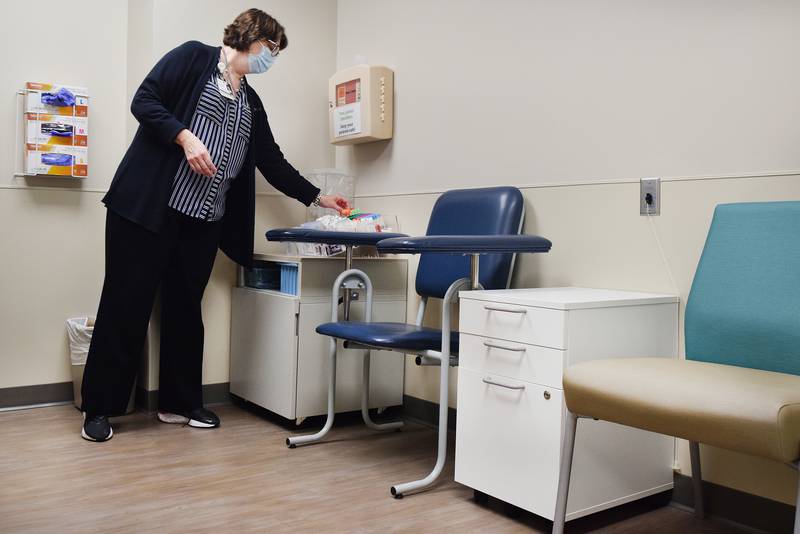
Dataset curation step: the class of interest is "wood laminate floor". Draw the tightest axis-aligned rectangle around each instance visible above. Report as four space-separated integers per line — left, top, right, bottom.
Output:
0 403 748 533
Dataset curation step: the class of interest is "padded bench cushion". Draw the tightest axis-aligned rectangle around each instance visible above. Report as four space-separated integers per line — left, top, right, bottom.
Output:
316 321 459 354
266 228 408 246
564 358 800 464
376 234 552 254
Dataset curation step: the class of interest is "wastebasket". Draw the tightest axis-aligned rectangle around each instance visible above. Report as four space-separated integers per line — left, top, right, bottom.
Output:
67 317 136 414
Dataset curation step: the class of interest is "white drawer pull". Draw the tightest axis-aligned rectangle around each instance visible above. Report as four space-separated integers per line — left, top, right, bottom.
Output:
484 305 527 314
483 341 526 353
482 377 526 390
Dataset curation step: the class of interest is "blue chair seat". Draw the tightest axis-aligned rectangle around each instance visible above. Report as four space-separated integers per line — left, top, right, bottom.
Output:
316 321 459 354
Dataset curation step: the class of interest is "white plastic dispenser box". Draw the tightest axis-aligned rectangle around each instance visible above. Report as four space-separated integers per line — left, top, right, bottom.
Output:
329 65 393 145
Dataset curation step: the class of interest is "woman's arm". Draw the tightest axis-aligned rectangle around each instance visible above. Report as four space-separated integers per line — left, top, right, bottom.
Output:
130 42 195 145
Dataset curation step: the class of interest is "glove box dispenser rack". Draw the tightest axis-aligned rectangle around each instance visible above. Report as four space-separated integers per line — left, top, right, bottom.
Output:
14 82 90 179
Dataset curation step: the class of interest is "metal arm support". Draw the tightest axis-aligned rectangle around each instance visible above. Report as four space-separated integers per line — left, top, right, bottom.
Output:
415 297 428 327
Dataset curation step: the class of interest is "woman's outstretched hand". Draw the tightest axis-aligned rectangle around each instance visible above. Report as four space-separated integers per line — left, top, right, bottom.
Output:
319 195 350 215
176 129 217 177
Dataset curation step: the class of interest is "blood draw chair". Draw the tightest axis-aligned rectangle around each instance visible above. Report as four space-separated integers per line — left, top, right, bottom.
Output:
267 186 552 498
553 202 800 533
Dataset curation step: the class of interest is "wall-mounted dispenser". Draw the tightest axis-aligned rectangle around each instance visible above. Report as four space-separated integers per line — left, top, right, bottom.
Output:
329 65 393 145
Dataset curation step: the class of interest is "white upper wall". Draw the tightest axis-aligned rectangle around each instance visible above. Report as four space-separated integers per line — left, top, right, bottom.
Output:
336 0 800 196
147 0 337 191
0 0 128 191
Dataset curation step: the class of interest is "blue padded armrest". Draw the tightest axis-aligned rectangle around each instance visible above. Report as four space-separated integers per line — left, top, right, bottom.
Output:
266 228 408 246
376 234 552 254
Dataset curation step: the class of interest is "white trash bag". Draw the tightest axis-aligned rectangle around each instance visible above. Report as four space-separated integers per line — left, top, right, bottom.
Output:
66 316 136 412
66 317 94 366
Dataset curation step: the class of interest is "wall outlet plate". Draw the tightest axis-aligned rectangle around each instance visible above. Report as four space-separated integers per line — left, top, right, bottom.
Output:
640 177 661 215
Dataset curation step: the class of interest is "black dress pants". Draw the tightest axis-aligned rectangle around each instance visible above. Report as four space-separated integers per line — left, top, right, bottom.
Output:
81 207 222 416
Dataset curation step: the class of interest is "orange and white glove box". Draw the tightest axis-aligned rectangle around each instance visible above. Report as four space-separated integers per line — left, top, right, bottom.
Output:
26 114 88 147
24 82 89 117
25 145 88 177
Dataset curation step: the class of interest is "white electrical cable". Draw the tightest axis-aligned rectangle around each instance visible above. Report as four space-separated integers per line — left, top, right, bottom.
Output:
647 214 680 295
647 213 683 471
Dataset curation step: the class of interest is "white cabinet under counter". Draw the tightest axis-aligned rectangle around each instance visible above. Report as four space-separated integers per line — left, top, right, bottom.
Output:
455 287 679 522
230 254 407 423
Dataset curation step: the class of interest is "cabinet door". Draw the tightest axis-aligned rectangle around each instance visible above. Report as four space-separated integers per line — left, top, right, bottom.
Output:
295 299 405 418
455 367 562 519
229 288 299 419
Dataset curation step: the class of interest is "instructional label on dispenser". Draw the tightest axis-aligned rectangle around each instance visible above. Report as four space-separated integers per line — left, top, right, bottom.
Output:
334 103 361 137
334 78 362 137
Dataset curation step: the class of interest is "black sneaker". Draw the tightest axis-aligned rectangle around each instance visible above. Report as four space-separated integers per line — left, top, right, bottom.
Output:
81 413 113 442
157 407 220 428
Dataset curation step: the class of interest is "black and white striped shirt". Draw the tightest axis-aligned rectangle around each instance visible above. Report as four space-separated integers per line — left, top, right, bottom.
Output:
168 74 252 221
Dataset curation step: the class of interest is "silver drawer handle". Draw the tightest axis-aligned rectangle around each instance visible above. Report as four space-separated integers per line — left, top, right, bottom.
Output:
483 341 526 353
482 377 526 390
484 305 527 314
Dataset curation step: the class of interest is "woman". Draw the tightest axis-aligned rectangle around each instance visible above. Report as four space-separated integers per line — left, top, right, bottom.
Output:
80 9 349 442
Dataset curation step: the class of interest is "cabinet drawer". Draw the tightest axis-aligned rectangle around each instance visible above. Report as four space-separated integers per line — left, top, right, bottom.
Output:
455 367 563 519
459 333 564 388
460 298 567 349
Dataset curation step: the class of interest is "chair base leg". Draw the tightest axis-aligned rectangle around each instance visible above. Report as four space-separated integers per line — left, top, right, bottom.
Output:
793 462 800 534
361 349 404 432
287 339 337 448
690 441 705 520
389 278 468 499
553 411 578 534
390 386 448 499
389 355 448 498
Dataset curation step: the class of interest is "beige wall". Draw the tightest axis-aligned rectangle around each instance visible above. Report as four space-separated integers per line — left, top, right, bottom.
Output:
336 0 800 195
0 0 128 389
332 0 800 507
0 0 335 390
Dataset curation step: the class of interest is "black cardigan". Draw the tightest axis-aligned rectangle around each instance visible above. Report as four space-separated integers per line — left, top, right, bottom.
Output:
102 41 320 267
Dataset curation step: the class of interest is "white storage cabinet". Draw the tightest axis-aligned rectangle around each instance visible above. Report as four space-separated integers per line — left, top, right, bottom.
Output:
455 287 679 521
230 254 408 423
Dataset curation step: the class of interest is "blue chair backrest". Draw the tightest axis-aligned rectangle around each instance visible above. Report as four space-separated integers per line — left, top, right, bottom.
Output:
416 186 525 299
685 201 800 375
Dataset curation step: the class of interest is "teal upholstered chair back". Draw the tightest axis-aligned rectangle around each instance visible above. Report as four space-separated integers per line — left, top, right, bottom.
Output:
685 202 800 375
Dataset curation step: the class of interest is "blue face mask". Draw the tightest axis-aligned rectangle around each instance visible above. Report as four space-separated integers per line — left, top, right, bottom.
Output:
248 43 276 74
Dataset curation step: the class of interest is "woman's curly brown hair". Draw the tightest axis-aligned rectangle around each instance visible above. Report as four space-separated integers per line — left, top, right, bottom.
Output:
223 8 288 52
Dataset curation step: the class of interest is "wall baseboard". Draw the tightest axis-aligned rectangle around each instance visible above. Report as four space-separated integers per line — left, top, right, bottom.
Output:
0 381 73 409
672 473 794 534
401 394 457 431
0 381 231 411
